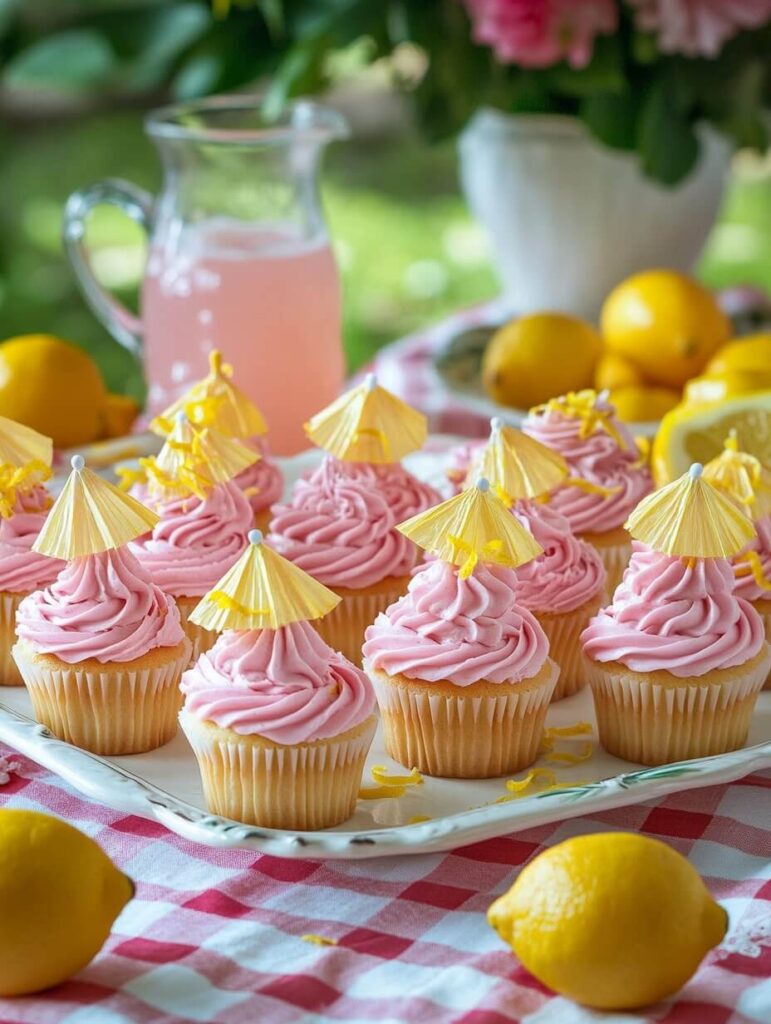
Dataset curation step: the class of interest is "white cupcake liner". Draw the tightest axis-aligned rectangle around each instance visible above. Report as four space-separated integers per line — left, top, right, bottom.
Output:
314 578 411 666
368 659 559 778
13 637 191 755
175 596 217 667
589 645 771 766
536 595 603 702
0 591 25 687
180 712 377 830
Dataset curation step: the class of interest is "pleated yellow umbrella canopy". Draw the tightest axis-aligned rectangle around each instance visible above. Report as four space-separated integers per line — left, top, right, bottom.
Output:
142 413 258 500
304 374 427 464
190 528 340 632
703 431 771 521
34 455 159 560
398 477 543 579
469 417 568 505
625 462 756 559
150 349 268 439
0 415 53 468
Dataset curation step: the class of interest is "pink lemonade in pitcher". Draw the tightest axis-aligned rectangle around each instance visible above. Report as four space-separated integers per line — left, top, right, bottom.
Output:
141 219 345 454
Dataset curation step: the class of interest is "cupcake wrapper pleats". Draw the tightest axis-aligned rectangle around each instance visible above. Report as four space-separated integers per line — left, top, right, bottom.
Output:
369 660 559 778
180 712 377 830
0 592 25 687
13 638 191 755
589 645 771 766
535 595 603 702
314 578 411 667
175 596 217 668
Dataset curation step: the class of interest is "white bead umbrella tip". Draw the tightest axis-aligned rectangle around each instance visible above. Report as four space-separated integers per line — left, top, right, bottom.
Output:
71 454 85 471
248 529 264 545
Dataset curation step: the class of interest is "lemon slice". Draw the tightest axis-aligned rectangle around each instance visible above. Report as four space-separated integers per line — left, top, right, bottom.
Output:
651 392 771 485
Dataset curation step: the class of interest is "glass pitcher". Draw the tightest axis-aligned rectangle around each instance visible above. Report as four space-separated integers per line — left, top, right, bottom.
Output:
63 95 349 455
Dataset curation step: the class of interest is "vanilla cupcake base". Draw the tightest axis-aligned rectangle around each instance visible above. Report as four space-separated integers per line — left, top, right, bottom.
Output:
175 595 217 667
581 526 631 599
368 659 559 778
180 712 377 830
535 594 603 702
0 592 25 687
253 508 272 534
13 637 192 755
589 646 771 766
754 599 771 690
314 575 411 666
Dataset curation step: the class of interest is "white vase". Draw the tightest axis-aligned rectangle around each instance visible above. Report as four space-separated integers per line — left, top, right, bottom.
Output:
458 110 731 319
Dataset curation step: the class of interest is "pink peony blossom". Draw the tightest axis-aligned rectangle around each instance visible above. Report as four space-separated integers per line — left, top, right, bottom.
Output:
629 0 771 57
465 0 618 69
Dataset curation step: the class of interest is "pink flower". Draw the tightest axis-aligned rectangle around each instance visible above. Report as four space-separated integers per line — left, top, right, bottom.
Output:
465 0 618 69
629 0 771 57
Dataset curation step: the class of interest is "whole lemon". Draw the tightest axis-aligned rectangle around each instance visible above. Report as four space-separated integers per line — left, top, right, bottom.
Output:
683 370 771 406
488 832 727 1011
601 270 730 388
705 332 771 377
482 313 602 409
0 335 106 448
0 809 133 996
609 385 681 423
595 352 644 391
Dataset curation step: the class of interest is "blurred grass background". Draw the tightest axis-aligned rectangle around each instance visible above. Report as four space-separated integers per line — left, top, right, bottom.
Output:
1 105 770 404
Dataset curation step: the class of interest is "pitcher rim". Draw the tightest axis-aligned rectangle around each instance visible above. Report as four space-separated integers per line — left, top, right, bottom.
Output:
145 94 349 145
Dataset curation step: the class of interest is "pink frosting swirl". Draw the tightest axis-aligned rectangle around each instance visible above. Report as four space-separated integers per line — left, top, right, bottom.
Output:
130 480 252 597
581 542 766 677
363 559 549 685
340 461 441 522
16 547 185 664
733 515 771 603
268 457 422 589
0 501 63 594
235 436 284 516
523 404 652 534
512 499 605 613
181 620 376 743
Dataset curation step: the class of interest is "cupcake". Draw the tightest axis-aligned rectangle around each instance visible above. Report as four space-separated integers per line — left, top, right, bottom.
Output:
0 417 63 685
704 433 771 689
269 375 439 662
363 478 559 778
13 456 190 755
582 464 771 766
453 418 605 700
130 414 258 663
180 529 377 830
523 390 652 594
150 349 284 531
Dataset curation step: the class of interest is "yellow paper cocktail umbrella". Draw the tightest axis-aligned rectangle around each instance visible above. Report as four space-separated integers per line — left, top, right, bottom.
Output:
190 528 340 632
34 455 159 560
398 477 543 579
0 415 54 518
0 415 53 469
304 374 427 464
468 417 568 505
625 462 756 560
703 431 771 521
139 413 258 501
150 350 268 439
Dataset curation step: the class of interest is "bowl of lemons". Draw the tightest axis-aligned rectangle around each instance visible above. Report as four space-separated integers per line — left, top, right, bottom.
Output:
435 269 771 478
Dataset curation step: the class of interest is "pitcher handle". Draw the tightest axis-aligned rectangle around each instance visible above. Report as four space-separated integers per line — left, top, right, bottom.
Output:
62 179 154 357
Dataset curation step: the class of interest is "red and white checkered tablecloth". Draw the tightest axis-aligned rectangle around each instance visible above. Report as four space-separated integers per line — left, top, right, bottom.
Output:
1 749 770 1024
2 308 771 1023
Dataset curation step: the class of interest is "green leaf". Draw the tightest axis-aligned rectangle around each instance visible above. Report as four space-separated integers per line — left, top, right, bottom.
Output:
549 36 625 97
581 91 639 150
4 30 115 90
112 5 213 91
637 81 700 185
632 30 658 65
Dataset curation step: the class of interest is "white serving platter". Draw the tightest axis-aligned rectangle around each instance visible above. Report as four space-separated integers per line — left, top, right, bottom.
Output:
1 445 769 859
